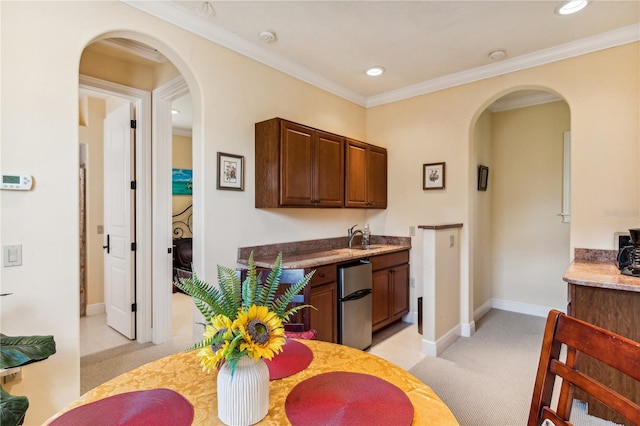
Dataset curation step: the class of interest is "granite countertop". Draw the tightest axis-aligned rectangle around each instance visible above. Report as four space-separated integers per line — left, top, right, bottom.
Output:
563 248 640 293
238 236 411 269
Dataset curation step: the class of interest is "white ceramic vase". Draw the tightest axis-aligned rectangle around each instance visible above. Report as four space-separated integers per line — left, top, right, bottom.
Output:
217 356 269 426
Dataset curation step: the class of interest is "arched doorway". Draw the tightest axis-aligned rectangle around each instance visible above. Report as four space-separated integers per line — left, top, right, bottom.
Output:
78 34 199 360
469 88 571 323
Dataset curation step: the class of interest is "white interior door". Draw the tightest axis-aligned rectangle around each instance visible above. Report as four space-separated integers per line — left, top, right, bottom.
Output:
104 102 136 339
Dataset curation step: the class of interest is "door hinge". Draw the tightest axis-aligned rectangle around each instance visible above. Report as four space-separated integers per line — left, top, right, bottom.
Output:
130 120 137 129
131 242 137 251
131 303 137 312
130 180 137 190
168 247 173 254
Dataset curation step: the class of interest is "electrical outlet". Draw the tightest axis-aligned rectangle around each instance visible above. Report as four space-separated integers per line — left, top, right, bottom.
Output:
410 277 415 288
3 245 22 267
409 226 415 237
97 225 104 234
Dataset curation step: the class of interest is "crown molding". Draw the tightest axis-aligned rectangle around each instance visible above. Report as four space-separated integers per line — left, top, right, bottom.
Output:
122 1 639 109
102 38 167 63
488 92 562 112
173 127 193 137
367 24 640 107
122 0 368 106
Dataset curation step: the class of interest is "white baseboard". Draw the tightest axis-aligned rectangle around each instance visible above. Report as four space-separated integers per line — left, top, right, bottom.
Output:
402 310 417 324
474 299 493 321
490 298 561 318
421 324 460 357
460 320 475 337
86 303 105 316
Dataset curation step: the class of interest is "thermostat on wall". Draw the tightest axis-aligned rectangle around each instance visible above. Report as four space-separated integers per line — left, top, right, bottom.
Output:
1 174 33 191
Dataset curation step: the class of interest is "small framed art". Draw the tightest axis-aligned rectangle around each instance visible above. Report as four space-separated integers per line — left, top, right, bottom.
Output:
478 165 489 191
423 162 445 190
217 152 244 191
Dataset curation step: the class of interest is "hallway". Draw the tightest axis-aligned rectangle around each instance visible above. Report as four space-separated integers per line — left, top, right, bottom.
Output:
80 292 193 357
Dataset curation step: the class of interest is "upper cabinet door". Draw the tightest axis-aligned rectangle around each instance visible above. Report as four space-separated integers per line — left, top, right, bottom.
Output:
367 145 387 208
255 118 384 209
315 131 344 207
345 139 387 208
280 122 315 206
345 140 367 207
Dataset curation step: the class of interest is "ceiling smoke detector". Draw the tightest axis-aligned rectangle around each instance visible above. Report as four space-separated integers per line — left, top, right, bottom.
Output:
259 31 277 43
489 49 507 61
196 2 214 18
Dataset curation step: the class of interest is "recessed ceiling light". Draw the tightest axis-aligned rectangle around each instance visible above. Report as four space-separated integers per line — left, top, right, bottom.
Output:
556 1 589 15
366 67 385 77
171 109 180 115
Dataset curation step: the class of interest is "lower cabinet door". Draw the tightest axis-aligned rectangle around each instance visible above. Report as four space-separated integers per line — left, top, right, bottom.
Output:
391 263 410 320
310 282 337 343
372 269 391 331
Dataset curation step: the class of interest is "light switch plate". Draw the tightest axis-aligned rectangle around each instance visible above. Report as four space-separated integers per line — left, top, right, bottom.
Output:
3 245 22 267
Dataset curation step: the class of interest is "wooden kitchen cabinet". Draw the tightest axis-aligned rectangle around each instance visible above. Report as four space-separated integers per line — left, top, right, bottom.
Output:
568 282 640 425
371 250 410 332
345 139 387 209
255 118 344 208
307 264 338 343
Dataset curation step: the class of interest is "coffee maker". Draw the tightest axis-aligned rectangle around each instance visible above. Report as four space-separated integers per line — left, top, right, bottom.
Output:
617 228 640 277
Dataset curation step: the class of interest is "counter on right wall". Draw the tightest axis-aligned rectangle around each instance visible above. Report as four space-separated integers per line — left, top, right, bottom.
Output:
563 248 640 425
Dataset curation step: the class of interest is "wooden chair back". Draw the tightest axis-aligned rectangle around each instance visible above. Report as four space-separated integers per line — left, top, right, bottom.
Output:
528 309 640 426
238 268 311 333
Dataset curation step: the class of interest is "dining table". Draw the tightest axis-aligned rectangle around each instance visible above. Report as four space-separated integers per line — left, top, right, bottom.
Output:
46 339 459 425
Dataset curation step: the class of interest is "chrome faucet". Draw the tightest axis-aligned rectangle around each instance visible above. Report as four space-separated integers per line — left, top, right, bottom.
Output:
348 224 363 248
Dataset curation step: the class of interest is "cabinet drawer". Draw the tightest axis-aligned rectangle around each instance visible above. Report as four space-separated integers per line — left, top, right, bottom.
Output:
307 264 337 287
371 250 409 271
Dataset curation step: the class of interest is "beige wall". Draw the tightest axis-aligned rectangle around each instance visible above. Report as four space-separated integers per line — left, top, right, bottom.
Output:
78 97 106 307
1 1 638 422
490 101 571 310
472 109 493 311
367 43 639 324
81 44 181 90
1 2 366 422
172 133 193 228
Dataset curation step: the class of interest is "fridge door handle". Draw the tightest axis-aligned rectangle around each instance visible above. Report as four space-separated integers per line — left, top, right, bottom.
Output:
341 288 372 302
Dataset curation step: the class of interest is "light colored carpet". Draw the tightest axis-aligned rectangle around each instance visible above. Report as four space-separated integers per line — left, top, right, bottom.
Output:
409 309 621 426
80 338 192 394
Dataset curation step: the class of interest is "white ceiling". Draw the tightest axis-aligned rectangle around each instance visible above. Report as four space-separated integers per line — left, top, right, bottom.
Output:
123 0 640 107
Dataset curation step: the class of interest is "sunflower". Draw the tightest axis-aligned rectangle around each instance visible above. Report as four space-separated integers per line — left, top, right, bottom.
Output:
198 314 235 372
237 305 286 361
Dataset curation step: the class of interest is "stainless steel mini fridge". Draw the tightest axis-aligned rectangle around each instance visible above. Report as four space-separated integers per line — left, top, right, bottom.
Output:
338 260 373 350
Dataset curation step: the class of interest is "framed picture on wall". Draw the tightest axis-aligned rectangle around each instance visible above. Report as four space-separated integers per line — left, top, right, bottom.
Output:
423 162 445 190
217 152 244 191
172 168 193 195
478 165 489 191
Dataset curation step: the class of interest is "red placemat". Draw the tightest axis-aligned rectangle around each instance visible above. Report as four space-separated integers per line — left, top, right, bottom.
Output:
265 338 313 380
285 371 414 425
49 388 194 426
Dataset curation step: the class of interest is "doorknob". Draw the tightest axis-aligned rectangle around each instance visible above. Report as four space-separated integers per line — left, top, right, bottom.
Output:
103 234 110 254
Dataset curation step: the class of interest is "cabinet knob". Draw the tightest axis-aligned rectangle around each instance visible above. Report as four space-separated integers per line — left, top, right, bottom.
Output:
319 272 325 277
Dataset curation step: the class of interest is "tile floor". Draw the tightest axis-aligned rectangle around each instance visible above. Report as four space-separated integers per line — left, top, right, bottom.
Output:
368 321 426 371
80 292 194 357
81 294 426 371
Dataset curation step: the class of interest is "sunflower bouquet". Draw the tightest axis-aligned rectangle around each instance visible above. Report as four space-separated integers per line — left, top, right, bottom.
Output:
174 252 313 374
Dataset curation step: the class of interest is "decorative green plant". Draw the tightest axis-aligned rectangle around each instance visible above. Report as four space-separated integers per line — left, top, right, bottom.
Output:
0 317 56 426
174 252 314 373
